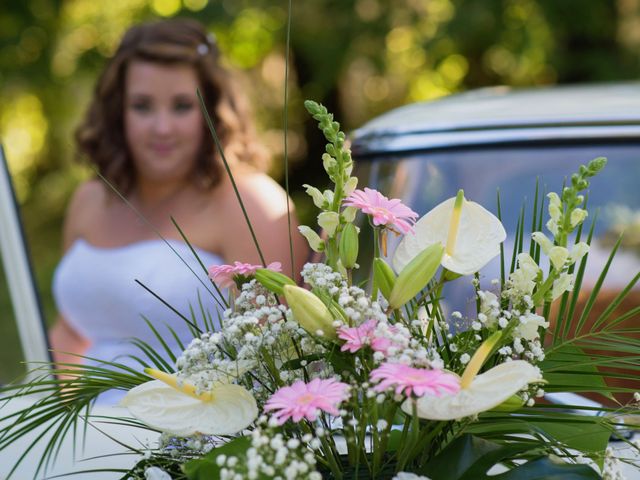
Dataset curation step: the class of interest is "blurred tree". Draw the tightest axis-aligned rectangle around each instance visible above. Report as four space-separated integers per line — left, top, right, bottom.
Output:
1 0 640 383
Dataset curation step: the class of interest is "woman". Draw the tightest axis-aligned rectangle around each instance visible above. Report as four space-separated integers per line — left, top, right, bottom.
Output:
49 18 308 399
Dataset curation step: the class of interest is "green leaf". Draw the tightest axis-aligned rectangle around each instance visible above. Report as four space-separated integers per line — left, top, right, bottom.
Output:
421 434 532 480
183 436 252 479
421 434 601 480
540 344 610 397
528 417 610 459
491 456 601 480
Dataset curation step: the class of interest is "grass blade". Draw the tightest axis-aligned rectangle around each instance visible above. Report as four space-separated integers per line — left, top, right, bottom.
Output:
197 89 266 266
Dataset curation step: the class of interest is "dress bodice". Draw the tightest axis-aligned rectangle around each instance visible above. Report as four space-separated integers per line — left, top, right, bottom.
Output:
52 238 225 402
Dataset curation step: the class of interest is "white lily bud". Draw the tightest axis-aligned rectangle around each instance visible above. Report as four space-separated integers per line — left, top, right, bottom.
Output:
531 231 554 255
570 242 590 264
341 206 357 223
570 208 588 228
318 211 340 237
303 184 326 208
552 272 574 300
298 225 324 252
344 176 358 196
548 246 569 271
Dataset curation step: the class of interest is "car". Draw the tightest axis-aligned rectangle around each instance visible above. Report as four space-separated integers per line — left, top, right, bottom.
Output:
350 83 640 313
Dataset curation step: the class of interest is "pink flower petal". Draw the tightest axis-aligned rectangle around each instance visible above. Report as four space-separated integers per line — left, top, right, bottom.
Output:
264 378 350 425
337 320 377 353
370 363 460 398
208 261 282 289
344 188 418 234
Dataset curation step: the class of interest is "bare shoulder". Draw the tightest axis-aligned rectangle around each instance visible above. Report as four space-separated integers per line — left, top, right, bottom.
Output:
213 169 308 271
62 179 107 250
231 170 291 219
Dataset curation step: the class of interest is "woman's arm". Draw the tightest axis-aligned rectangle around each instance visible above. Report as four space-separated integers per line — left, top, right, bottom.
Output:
49 316 90 366
48 181 99 366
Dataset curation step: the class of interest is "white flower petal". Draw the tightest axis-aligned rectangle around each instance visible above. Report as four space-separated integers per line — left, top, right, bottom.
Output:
122 380 258 436
403 361 540 420
393 197 506 275
549 246 569 271
145 466 172 480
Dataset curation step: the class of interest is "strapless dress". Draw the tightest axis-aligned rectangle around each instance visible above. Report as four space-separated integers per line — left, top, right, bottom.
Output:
52 238 225 404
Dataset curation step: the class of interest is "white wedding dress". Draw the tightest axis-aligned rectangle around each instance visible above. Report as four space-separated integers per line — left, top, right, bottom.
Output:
52 237 225 404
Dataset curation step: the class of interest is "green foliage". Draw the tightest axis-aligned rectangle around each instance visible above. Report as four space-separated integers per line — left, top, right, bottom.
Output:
422 434 601 480
183 436 252 479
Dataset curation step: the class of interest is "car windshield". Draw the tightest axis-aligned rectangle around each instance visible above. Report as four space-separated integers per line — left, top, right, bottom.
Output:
354 142 640 315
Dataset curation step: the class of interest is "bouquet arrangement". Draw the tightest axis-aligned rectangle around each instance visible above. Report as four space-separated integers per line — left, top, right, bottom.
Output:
2 102 640 480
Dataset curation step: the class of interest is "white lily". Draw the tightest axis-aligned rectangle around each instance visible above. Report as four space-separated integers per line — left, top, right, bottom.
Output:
121 368 258 437
393 190 506 275
402 333 542 420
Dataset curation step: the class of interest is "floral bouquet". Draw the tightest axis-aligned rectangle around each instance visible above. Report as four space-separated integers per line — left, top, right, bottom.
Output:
2 101 640 480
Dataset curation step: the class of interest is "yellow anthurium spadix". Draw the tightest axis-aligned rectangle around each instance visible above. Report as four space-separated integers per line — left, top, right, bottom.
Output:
401 334 542 421
393 190 506 275
121 368 258 437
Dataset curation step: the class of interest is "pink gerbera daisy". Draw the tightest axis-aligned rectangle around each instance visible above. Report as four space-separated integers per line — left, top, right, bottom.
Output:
208 261 282 289
343 188 418 235
264 378 350 424
370 363 460 398
337 320 377 353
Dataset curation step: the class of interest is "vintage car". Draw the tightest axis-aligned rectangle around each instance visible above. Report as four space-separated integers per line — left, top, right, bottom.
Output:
350 83 640 313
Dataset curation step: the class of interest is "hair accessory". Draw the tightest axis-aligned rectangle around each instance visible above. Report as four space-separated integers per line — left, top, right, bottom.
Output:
197 43 209 56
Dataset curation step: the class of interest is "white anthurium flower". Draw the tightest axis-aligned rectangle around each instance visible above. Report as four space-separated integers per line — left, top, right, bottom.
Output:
393 190 506 275
402 333 542 421
144 466 172 480
121 369 258 437
393 473 432 480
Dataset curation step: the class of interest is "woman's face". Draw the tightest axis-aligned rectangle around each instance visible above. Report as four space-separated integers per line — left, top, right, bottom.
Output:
124 60 205 185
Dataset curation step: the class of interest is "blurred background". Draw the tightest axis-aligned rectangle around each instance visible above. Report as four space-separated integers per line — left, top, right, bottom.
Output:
2 0 640 383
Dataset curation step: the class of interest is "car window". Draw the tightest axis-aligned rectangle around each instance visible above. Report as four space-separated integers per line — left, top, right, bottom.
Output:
354 142 640 314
